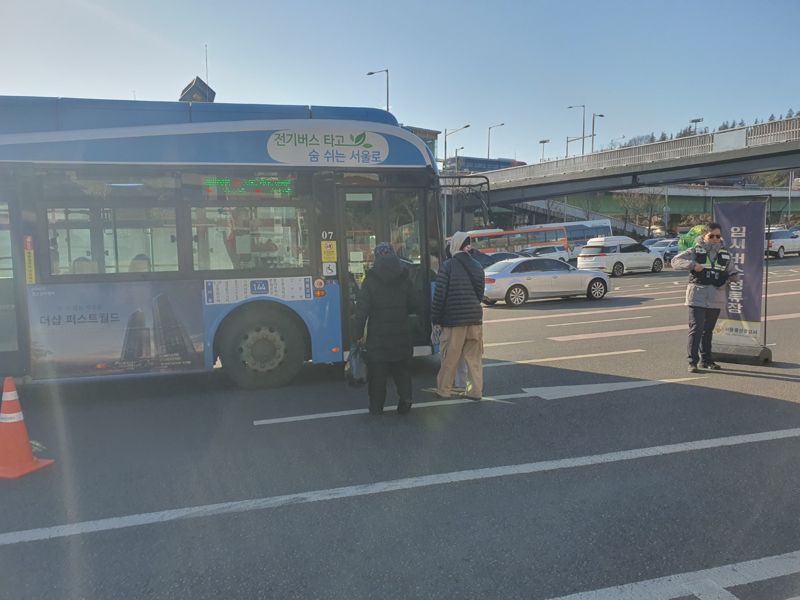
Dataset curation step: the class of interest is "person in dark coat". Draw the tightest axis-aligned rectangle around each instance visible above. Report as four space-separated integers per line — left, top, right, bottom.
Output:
352 242 417 415
430 231 485 399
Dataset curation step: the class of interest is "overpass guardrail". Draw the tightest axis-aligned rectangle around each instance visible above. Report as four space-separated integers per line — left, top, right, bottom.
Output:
482 117 800 188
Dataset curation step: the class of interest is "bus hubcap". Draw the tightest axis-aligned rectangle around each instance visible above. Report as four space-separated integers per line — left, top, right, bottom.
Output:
240 328 285 372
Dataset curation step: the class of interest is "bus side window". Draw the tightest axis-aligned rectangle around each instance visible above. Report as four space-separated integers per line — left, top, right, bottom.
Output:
47 208 97 275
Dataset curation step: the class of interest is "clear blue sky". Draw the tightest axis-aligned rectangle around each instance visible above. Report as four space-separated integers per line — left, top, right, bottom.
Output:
3 0 799 164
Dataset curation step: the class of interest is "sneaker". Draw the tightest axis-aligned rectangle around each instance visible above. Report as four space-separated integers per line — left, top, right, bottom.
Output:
397 401 412 415
688 364 700 373
701 362 721 371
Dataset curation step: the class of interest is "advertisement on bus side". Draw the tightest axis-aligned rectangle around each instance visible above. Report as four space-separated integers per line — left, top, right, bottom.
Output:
26 281 204 378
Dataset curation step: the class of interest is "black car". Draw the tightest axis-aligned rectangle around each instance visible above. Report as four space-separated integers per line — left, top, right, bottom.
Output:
468 249 496 268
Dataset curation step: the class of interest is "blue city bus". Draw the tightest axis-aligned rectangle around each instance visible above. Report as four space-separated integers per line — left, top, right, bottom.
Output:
0 96 441 387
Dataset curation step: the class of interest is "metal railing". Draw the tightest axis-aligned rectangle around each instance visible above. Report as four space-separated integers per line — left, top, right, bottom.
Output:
483 117 800 188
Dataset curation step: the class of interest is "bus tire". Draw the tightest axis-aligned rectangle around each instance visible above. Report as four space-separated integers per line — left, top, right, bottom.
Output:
218 309 305 389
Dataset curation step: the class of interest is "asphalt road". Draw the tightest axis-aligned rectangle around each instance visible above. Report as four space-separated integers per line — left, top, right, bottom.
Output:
2 258 800 599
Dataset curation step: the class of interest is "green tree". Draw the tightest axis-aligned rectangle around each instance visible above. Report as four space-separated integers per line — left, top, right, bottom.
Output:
787 108 795 119
658 131 668 141
768 114 776 122
719 121 729 131
738 119 746 127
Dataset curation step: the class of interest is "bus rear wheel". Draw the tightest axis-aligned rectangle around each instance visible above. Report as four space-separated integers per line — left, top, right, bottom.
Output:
219 310 305 389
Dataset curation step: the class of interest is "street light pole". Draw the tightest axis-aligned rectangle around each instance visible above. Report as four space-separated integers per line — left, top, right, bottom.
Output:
442 124 470 236
487 122 504 159
539 139 550 161
690 117 704 135
454 146 464 172
366 69 389 111
443 124 470 173
591 113 605 152
568 104 587 155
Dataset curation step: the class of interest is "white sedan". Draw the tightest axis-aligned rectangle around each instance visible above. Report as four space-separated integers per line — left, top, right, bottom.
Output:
483 257 609 306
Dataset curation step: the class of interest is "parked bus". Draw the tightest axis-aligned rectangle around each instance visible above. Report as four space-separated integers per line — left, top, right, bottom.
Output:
467 219 612 257
0 96 441 387
524 219 613 257
467 226 568 254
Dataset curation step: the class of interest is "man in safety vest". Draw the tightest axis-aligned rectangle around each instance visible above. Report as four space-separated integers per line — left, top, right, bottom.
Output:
671 222 740 373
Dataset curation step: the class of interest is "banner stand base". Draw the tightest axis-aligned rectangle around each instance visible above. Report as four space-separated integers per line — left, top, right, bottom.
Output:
713 343 772 365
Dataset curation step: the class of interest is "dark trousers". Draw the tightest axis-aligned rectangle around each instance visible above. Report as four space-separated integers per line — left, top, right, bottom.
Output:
367 359 412 412
687 306 721 365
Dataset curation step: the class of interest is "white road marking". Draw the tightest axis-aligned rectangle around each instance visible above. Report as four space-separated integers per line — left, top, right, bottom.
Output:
548 312 800 342
614 289 687 298
253 397 483 426
484 339 540 348
647 295 688 301
691 579 742 599
485 303 684 325
546 316 651 327
544 547 800 600
485 289 800 326
2 428 800 548
487 377 702 401
549 324 686 342
484 349 645 368
770 312 800 321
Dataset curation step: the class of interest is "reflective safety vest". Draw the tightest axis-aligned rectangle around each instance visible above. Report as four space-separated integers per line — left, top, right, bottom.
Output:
689 246 731 287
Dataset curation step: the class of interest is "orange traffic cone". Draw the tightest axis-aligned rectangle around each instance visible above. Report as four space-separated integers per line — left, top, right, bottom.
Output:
0 377 54 479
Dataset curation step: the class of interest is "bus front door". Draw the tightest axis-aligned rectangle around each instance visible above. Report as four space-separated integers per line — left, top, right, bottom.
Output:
337 187 431 353
0 201 25 375
339 189 380 351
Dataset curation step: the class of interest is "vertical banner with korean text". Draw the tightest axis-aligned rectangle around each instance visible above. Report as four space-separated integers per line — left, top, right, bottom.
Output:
712 200 767 347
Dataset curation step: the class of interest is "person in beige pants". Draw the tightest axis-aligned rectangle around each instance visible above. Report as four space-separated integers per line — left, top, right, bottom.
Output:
430 231 485 399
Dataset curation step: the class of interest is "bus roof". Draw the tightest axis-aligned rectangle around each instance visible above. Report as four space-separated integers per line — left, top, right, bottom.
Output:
0 95 434 169
0 96 399 134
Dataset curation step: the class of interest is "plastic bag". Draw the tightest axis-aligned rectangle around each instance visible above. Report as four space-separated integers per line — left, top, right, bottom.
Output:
345 342 368 387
